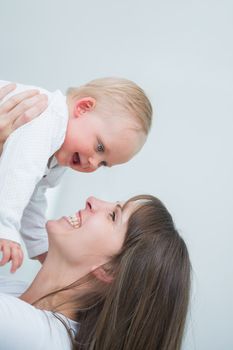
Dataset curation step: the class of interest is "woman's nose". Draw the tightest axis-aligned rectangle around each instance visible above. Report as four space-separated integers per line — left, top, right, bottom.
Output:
86 196 113 211
86 196 98 211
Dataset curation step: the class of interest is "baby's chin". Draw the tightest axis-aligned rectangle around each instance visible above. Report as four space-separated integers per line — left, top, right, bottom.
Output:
71 165 97 173
53 149 68 166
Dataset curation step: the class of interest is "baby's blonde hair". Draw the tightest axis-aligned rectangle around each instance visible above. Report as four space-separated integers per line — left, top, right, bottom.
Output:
67 77 153 134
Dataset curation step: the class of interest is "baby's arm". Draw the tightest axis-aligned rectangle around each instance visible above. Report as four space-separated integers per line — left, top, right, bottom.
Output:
0 239 23 273
20 167 66 263
20 183 49 262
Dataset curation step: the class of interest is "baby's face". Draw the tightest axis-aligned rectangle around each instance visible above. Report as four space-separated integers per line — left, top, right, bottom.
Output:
55 109 145 172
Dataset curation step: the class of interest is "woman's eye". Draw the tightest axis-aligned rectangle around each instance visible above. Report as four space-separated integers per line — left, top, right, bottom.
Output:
97 142 105 152
109 211 116 222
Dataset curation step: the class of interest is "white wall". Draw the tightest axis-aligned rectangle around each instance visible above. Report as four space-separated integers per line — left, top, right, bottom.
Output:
0 1 232 349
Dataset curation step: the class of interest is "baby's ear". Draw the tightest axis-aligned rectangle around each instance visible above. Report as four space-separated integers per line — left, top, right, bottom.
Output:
73 97 96 117
91 266 113 284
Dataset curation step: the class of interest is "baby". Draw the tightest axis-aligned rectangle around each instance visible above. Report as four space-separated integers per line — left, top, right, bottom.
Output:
0 77 152 272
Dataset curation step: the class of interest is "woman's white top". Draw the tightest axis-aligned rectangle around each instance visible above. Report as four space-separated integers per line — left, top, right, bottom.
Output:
0 276 78 350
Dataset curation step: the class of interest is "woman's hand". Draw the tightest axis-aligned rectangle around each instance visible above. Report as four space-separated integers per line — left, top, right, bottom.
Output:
0 83 48 155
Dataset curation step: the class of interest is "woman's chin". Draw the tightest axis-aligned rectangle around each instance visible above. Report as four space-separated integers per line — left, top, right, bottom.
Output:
46 219 65 234
46 218 77 235
45 220 53 233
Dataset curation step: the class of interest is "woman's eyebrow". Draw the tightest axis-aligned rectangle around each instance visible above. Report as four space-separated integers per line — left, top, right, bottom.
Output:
115 203 123 223
116 202 123 211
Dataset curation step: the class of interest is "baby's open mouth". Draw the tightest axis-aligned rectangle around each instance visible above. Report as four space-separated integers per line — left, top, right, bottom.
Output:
73 152 80 165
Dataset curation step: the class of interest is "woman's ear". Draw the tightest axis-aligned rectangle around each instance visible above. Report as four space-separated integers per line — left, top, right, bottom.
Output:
92 266 113 284
73 97 96 117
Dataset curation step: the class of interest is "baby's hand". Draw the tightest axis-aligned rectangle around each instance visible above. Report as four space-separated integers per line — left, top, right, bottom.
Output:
0 239 24 273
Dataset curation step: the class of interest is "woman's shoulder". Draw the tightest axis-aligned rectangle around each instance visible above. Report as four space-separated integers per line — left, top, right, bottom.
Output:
0 293 75 350
0 293 47 349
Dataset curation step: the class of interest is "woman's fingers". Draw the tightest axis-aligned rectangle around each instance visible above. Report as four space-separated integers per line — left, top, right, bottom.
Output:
0 84 48 153
11 94 48 130
0 83 16 101
0 89 40 114
0 87 48 143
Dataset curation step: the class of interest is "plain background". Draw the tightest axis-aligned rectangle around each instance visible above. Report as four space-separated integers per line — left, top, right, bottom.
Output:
0 1 232 349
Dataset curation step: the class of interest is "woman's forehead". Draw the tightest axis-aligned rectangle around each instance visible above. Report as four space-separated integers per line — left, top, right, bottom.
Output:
120 199 143 216
120 198 147 210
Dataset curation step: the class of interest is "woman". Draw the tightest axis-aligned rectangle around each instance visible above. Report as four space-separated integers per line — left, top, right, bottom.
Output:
0 86 191 349
0 195 190 350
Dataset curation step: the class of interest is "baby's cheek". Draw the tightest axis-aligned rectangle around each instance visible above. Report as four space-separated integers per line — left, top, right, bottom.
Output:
64 122 77 149
65 134 77 150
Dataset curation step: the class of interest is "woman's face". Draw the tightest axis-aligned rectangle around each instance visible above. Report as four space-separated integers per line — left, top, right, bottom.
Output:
46 197 134 269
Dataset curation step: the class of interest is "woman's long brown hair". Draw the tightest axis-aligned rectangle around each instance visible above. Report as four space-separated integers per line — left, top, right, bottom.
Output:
35 195 191 350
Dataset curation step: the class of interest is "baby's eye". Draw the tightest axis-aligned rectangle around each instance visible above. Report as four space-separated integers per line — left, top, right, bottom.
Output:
97 142 105 153
109 211 116 222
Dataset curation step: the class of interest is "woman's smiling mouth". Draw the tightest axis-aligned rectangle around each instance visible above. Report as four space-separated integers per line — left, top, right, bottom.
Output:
66 212 81 228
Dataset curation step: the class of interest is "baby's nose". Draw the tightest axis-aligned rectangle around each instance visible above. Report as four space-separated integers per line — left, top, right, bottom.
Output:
88 157 99 170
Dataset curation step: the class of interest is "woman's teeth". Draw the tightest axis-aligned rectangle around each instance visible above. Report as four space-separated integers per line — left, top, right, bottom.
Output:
67 214 80 228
